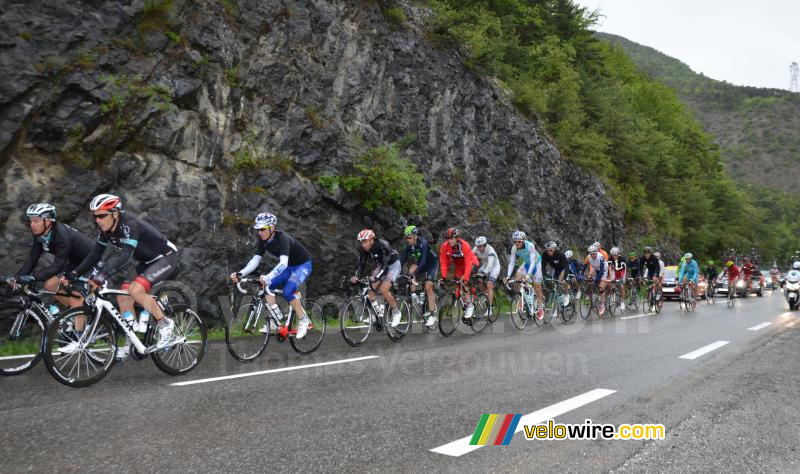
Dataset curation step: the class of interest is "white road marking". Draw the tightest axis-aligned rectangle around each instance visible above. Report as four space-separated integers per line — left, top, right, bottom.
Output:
619 313 648 320
747 322 773 331
430 388 616 457
0 353 37 361
170 355 381 386
679 341 730 360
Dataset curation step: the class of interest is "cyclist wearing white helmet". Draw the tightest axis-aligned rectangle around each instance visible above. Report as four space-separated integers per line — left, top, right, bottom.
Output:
565 250 583 281
585 243 610 315
678 252 699 300
540 241 568 283
655 251 666 281
608 246 628 311
11 203 93 311
351 229 403 328
71 194 179 359
399 225 439 327
231 212 313 338
583 240 608 266
505 230 545 320
472 236 501 314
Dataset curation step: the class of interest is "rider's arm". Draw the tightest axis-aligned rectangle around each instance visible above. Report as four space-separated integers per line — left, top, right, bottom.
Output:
73 238 107 276
415 240 431 273
438 245 448 279
237 255 262 277
506 246 517 278
484 247 499 274
17 237 42 277
34 229 71 281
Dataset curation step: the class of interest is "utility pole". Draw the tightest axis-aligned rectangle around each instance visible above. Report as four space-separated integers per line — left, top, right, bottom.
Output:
791 62 799 92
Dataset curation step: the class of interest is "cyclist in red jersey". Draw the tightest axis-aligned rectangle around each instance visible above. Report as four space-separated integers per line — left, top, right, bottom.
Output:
439 228 480 320
741 258 756 293
721 260 741 286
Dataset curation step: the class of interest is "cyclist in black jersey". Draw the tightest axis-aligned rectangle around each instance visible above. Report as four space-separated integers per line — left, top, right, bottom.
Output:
704 261 719 284
541 241 567 282
9 203 94 311
399 226 438 326
351 229 403 328
70 194 178 358
627 252 640 280
230 212 312 338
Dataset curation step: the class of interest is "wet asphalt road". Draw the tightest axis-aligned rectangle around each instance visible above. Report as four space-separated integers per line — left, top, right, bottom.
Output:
1 291 799 473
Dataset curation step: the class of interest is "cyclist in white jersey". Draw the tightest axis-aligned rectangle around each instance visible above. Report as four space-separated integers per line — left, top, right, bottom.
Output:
585 244 610 316
473 236 500 313
504 230 545 320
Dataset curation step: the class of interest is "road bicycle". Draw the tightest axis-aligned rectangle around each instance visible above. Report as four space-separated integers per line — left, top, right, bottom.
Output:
340 278 411 346
726 280 736 308
642 279 663 314
395 274 439 333
542 277 573 323
560 274 582 323
473 273 501 324
438 278 491 336
43 281 207 387
679 280 697 312
224 278 325 361
506 275 542 331
623 278 640 313
706 279 716 305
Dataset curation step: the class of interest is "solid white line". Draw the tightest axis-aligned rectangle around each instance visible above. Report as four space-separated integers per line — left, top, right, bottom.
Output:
170 355 381 386
430 388 616 457
679 341 730 360
747 322 773 331
619 313 648 320
0 353 37 361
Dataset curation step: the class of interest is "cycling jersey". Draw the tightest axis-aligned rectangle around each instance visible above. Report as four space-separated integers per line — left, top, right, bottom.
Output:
473 244 501 280
723 264 741 282
586 253 607 281
541 250 567 279
18 222 94 282
584 248 609 265
679 260 699 284
440 238 479 281
567 258 584 280
704 265 718 282
400 236 438 276
356 238 399 279
506 240 539 278
75 212 177 279
237 230 312 302
742 263 756 278
626 258 641 279
639 254 660 279
608 257 626 281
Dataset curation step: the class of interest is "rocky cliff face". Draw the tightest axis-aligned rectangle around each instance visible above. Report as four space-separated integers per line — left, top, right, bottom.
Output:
0 0 623 316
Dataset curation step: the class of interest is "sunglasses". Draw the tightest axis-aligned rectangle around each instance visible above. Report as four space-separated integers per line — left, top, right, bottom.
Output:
257 227 271 233
405 236 414 240
93 213 112 220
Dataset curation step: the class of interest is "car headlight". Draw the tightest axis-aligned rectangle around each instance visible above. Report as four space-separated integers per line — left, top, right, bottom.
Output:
736 280 745 288
787 282 800 291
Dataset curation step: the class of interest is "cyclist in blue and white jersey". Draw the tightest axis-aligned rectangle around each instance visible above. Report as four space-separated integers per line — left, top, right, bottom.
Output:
678 252 699 299
585 243 609 315
505 230 545 320
473 236 501 314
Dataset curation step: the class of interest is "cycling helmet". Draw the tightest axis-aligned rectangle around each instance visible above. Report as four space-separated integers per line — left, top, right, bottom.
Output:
545 241 558 250
593 241 601 248
793 261 800 270
587 244 599 253
403 225 419 237
474 236 487 246
610 247 621 256
512 230 526 241
564 250 573 259
357 229 375 241
644 246 653 253
628 251 637 258
253 212 277 229
26 203 56 220
684 252 693 259
708 260 714 265
445 228 459 239
89 194 122 211
654 252 661 258
726 260 734 267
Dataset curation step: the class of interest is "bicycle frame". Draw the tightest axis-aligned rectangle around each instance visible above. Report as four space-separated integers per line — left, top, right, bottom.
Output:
235 279 301 339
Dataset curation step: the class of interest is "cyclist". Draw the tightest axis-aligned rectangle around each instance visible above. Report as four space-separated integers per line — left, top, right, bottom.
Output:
11 203 93 311
585 244 609 315
472 236 501 317
678 253 699 301
541 241 567 282
439 228 480 321
769 263 780 288
399 225 439 328
721 260 741 294
350 229 403 328
705 260 719 293
655 251 666 283
565 250 583 280
638 247 660 286
505 231 545 320
584 241 609 267
70 194 178 359
627 251 640 280
741 257 756 294
608 247 627 311
230 212 313 337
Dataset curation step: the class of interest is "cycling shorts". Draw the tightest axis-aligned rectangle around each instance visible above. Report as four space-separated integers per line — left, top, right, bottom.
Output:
372 260 401 283
123 252 180 293
515 264 542 283
268 260 312 303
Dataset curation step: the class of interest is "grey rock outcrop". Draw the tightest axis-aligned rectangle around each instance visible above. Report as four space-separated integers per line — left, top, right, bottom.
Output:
0 0 624 318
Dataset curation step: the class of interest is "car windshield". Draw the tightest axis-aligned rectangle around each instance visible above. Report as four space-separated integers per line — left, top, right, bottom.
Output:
664 268 677 280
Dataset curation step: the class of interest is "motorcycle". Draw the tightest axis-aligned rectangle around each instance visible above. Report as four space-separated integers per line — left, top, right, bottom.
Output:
784 270 800 310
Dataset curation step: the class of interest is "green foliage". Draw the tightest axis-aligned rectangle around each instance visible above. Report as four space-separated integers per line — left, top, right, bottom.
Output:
424 0 800 261
219 0 238 16
319 138 428 216
224 66 241 88
305 106 328 129
231 131 294 175
99 74 175 131
17 31 33 41
138 0 173 33
486 200 518 233
164 31 181 44
383 7 407 27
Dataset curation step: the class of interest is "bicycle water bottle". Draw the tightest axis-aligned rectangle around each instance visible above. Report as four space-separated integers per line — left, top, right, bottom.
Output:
525 292 534 307
122 310 138 331
48 304 60 316
372 299 384 318
137 311 150 333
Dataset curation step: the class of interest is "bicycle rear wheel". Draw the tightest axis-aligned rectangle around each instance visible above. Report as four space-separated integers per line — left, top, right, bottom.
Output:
150 304 207 376
224 302 269 362
509 295 529 331
438 294 460 337
0 302 45 376
340 299 373 347
470 294 490 333
579 284 593 320
561 288 577 322
290 300 326 354
384 299 411 342
44 309 116 388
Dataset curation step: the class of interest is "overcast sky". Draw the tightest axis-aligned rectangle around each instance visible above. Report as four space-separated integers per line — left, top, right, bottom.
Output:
574 0 800 90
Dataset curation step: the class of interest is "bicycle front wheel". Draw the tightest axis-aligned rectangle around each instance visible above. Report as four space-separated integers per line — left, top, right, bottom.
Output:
44 309 116 388
150 304 207 376
384 298 412 342
290 300 326 354
340 299 373 347
225 302 270 362
0 302 45 376
509 295 529 331
579 285 593 320
438 294 460 337
470 294 490 333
